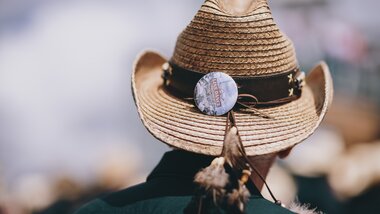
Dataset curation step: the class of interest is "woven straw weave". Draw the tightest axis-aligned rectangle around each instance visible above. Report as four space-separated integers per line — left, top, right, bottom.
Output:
171 0 298 76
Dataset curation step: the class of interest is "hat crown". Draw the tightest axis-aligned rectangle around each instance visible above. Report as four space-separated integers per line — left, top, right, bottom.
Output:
171 0 298 77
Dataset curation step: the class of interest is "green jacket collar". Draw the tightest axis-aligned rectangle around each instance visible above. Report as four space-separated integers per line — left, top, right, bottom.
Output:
147 150 262 197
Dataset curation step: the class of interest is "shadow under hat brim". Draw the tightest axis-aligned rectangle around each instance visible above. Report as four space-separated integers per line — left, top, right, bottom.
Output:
132 50 333 156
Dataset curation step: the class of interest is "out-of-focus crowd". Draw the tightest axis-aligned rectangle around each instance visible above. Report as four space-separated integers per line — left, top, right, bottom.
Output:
0 148 145 213
0 0 380 213
263 97 380 213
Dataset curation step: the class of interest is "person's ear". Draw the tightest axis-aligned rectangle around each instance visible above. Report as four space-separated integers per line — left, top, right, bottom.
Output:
278 146 294 159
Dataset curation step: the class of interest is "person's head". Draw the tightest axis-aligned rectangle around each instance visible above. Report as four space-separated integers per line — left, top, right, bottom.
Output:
132 0 333 211
132 0 332 159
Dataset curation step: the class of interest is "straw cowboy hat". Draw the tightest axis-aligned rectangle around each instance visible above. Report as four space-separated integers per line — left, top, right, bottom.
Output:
132 0 333 156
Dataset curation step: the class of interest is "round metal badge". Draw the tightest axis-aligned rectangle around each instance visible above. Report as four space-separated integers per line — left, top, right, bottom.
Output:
194 72 238 116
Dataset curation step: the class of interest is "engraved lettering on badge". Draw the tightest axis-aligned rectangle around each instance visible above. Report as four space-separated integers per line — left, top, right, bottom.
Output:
210 78 222 108
194 72 238 116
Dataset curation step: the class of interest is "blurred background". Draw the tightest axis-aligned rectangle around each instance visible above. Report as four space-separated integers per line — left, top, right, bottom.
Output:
0 0 379 213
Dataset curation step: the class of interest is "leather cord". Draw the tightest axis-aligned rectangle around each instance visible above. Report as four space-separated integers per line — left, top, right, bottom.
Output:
225 111 283 206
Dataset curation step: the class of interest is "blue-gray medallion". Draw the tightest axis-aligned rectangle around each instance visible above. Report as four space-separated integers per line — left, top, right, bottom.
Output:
194 72 238 116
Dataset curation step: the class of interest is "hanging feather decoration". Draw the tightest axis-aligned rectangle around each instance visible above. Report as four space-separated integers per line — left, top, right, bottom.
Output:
194 157 229 202
184 157 229 214
227 182 250 213
185 111 255 214
222 126 246 170
222 125 251 213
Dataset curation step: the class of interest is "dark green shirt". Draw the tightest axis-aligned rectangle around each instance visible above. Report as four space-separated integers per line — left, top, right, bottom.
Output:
75 150 294 214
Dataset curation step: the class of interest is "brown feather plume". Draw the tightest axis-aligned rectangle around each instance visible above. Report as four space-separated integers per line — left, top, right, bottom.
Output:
194 157 229 203
222 125 251 213
188 111 254 213
222 126 246 171
227 181 251 213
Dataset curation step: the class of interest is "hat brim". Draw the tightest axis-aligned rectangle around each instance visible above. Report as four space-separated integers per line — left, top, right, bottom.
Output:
132 50 333 156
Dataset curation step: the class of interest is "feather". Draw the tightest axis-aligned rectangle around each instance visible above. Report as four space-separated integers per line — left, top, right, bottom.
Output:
194 157 229 200
222 126 246 171
187 113 256 213
222 125 252 213
288 201 323 214
227 181 251 213
185 157 229 214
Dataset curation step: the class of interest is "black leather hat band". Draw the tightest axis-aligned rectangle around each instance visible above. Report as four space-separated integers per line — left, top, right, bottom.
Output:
162 62 305 107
